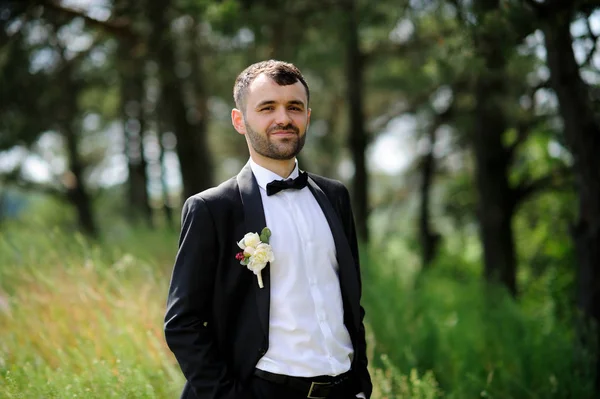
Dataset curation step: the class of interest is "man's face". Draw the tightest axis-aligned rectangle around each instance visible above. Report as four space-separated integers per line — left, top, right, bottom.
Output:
233 74 311 161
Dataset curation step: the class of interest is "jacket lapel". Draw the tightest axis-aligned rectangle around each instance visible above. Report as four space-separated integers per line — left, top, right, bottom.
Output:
236 162 270 339
306 177 361 328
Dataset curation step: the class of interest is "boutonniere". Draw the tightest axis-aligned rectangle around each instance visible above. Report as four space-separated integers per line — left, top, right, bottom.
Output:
236 227 274 289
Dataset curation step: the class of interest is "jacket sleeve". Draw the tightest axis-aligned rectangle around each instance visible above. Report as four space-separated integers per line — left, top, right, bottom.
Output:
164 196 251 399
340 185 373 399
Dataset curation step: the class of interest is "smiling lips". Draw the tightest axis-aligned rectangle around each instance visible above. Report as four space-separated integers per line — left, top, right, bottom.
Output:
271 130 297 136
268 124 299 136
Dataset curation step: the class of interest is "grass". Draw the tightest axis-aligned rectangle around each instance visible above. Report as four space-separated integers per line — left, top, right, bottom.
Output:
0 226 184 398
0 213 595 398
362 238 597 398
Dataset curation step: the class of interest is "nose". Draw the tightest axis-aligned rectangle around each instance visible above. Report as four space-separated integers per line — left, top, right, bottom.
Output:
274 107 292 125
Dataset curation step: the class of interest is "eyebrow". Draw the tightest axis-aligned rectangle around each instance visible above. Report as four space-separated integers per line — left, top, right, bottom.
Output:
255 100 306 109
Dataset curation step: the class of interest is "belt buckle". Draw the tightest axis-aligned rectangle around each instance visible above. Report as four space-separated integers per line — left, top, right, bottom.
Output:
307 381 329 399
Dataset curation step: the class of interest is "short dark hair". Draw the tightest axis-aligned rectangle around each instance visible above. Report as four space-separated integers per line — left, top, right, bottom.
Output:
233 60 310 111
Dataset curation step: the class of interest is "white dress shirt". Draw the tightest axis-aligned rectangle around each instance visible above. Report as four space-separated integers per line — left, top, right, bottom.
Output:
250 159 355 378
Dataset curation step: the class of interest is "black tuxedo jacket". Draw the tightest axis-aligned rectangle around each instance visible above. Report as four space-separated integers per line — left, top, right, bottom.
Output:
164 163 372 399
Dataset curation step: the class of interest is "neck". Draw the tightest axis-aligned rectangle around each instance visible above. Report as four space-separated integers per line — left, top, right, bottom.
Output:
250 153 296 178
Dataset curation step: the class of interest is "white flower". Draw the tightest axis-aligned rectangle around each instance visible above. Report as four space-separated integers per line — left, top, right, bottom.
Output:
248 243 275 273
238 232 260 250
236 228 273 289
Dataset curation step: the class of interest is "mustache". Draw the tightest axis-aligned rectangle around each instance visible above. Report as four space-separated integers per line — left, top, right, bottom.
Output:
268 124 299 134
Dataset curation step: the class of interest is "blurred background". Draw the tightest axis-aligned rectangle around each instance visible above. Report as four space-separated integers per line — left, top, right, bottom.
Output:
1 0 599 397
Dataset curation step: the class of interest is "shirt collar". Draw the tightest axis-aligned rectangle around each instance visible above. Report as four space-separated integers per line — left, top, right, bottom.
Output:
249 158 300 191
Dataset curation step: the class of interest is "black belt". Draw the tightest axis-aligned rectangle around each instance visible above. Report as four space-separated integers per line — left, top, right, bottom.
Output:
253 369 352 399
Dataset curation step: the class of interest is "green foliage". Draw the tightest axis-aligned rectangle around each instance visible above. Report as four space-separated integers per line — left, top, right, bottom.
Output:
362 241 596 398
370 361 442 399
201 0 243 35
0 23 57 150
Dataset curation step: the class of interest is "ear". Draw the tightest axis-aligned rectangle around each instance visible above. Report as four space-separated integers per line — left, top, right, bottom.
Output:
307 108 311 128
231 108 246 135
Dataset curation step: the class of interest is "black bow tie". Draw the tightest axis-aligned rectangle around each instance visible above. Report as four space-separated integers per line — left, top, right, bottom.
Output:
266 171 308 196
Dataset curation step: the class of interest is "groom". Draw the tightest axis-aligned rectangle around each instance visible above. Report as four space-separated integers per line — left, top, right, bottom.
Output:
164 60 372 399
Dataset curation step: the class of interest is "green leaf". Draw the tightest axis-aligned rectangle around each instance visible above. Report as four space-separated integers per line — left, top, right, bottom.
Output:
260 227 272 244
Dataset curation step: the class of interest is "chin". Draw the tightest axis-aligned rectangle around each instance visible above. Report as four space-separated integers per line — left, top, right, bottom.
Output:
273 154 297 161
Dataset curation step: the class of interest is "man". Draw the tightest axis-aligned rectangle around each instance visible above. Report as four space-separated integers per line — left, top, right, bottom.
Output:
164 60 372 399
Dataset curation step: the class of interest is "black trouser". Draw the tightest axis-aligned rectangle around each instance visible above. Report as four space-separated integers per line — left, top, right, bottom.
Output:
249 372 358 399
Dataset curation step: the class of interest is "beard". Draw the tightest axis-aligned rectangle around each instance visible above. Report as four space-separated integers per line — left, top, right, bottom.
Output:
244 122 306 160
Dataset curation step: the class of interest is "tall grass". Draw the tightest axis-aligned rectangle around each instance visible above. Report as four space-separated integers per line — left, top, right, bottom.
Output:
0 214 595 397
0 226 184 398
362 239 596 398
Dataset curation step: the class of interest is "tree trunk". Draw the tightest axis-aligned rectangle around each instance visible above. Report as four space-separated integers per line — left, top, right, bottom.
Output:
56 61 98 238
315 94 344 179
419 127 441 268
63 127 97 238
345 0 369 243
188 17 213 196
61 103 97 237
152 99 176 228
543 10 600 390
147 0 212 201
159 130 175 228
114 0 152 226
471 0 517 295
0 188 6 226
118 35 152 227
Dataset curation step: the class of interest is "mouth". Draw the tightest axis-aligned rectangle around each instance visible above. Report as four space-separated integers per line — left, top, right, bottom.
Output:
270 130 297 137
